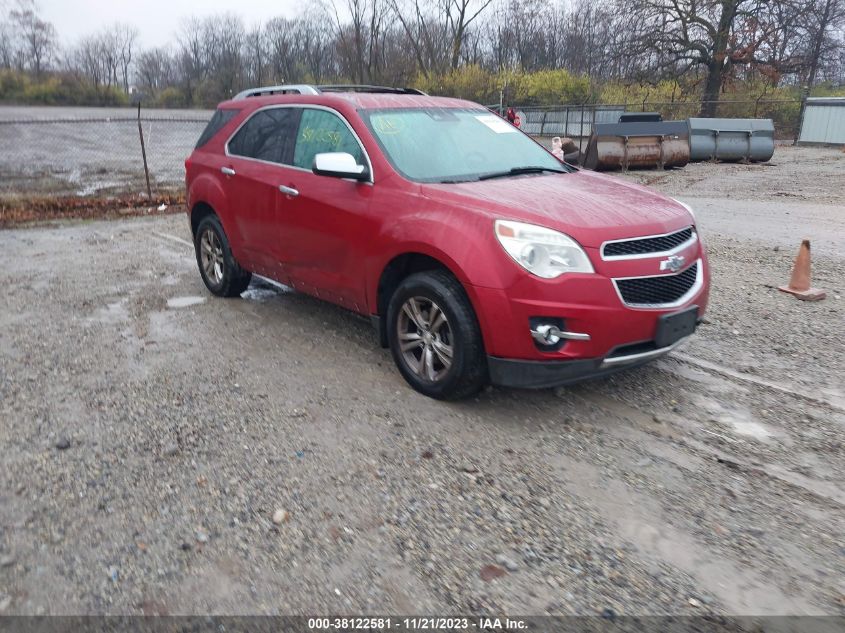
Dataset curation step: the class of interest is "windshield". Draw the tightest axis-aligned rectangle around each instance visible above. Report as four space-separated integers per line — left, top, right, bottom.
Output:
361 108 571 183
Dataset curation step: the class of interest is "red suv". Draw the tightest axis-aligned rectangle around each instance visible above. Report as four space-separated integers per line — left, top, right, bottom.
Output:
185 85 709 399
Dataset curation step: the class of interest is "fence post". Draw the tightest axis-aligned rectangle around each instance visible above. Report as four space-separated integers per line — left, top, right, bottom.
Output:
793 88 809 146
137 103 153 199
579 103 586 153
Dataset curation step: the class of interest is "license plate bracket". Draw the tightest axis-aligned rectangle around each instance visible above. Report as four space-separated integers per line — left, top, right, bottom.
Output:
655 306 698 348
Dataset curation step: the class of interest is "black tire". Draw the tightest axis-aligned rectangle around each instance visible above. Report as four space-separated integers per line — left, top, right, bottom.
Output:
387 270 487 400
194 214 252 297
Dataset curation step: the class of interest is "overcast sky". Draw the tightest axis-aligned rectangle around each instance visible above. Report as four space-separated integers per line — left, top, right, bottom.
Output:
38 0 304 48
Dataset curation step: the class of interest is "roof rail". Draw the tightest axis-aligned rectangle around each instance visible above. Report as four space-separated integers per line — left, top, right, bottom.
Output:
317 85 428 96
232 84 428 100
232 84 320 100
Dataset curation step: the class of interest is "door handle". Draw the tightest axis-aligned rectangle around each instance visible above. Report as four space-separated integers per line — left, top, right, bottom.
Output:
279 185 299 197
221 166 236 176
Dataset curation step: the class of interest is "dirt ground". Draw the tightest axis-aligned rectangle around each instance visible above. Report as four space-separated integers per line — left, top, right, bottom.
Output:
0 146 843 617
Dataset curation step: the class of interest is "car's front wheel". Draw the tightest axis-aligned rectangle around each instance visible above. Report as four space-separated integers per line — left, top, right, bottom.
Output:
387 270 487 400
194 214 252 297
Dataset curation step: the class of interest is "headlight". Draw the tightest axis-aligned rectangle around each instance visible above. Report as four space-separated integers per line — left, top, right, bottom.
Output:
672 198 696 223
494 220 594 279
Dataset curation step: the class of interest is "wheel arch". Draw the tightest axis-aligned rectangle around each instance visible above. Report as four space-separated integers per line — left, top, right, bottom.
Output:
372 251 480 348
190 201 217 237
186 171 240 244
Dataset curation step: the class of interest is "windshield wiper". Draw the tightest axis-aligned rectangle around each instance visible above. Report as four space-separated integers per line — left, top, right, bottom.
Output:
478 166 567 181
437 177 478 184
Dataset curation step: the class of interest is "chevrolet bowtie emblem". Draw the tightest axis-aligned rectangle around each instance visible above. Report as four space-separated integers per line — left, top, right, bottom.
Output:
660 255 685 272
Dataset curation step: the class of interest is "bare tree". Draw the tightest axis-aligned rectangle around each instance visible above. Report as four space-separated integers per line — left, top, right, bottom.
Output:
265 17 299 82
626 0 795 115
113 24 139 93
387 0 444 77
299 8 338 82
9 0 56 75
244 23 267 86
0 18 14 69
4 0 843 108
177 17 208 104
203 13 246 98
71 35 105 92
800 0 845 88
330 0 395 82
136 47 174 95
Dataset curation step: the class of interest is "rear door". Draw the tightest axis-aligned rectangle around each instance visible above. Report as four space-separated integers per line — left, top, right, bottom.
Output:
223 107 301 277
276 106 375 312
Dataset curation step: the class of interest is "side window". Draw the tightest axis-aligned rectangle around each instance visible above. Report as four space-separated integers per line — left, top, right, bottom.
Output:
227 108 301 165
195 108 238 149
293 109 365 170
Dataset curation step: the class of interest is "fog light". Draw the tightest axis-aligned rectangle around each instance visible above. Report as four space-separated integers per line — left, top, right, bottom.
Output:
533 324 562 345
529 317 567 351
529 317 591 351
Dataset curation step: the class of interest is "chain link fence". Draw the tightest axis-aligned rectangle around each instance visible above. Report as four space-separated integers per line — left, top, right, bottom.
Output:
509 98 802 142
0 110 210 200
0 98 802 203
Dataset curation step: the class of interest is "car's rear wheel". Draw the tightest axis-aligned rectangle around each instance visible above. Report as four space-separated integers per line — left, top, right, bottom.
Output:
194 215 251 297
387 270 486 400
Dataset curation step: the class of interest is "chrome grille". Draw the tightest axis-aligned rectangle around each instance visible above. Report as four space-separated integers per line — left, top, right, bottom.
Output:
615 263 699 306
603 227 694 258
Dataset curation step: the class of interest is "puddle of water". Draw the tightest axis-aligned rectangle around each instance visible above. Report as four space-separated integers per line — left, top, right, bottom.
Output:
729 419 775 440
691 393 777 442
167 296 206 309
657 358 745 394
88 299 129 325
241 287 281 302
241 278 292 302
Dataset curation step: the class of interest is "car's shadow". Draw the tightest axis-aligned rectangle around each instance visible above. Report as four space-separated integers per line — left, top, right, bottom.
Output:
235 276 677 420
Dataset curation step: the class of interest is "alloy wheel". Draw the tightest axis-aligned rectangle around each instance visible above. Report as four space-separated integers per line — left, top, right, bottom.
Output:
397 296 453 382
200 228 224 285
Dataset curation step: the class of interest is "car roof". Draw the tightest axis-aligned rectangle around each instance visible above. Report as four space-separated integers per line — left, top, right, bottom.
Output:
218 92 481 111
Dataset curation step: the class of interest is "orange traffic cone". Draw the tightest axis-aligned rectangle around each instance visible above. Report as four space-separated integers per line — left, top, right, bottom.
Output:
778 240 826 301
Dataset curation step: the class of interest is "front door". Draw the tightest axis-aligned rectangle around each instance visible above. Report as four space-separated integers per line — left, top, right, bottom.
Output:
276 107 375 312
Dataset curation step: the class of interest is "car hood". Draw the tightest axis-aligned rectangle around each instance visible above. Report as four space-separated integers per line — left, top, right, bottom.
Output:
421 170 693 248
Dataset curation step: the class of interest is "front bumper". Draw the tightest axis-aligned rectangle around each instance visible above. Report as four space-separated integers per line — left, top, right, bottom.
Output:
467 248 709 388
488 336 691 389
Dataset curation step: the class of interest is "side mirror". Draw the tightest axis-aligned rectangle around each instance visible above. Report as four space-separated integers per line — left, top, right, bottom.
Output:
312 152 369 181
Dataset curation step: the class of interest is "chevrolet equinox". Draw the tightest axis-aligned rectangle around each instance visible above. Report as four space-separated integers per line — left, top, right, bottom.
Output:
185 85 709 399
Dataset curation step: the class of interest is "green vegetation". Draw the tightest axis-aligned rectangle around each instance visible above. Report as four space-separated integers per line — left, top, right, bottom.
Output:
1 65 842 113
0 70 129 106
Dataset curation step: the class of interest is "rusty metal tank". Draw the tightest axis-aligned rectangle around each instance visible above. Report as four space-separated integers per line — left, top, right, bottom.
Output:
582 121 689 171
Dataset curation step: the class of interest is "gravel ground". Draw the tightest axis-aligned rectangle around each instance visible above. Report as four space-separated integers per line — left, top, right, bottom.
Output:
0 147 843 617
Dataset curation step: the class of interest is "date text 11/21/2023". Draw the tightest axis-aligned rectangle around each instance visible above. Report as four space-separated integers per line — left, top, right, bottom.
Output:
307 617 529 630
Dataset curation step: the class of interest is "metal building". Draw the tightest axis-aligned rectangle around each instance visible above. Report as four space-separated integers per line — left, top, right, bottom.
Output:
798 97 845 145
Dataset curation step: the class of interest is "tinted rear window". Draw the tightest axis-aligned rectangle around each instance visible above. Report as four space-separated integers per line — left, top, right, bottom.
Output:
227 108 301 165
195 109 238 149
